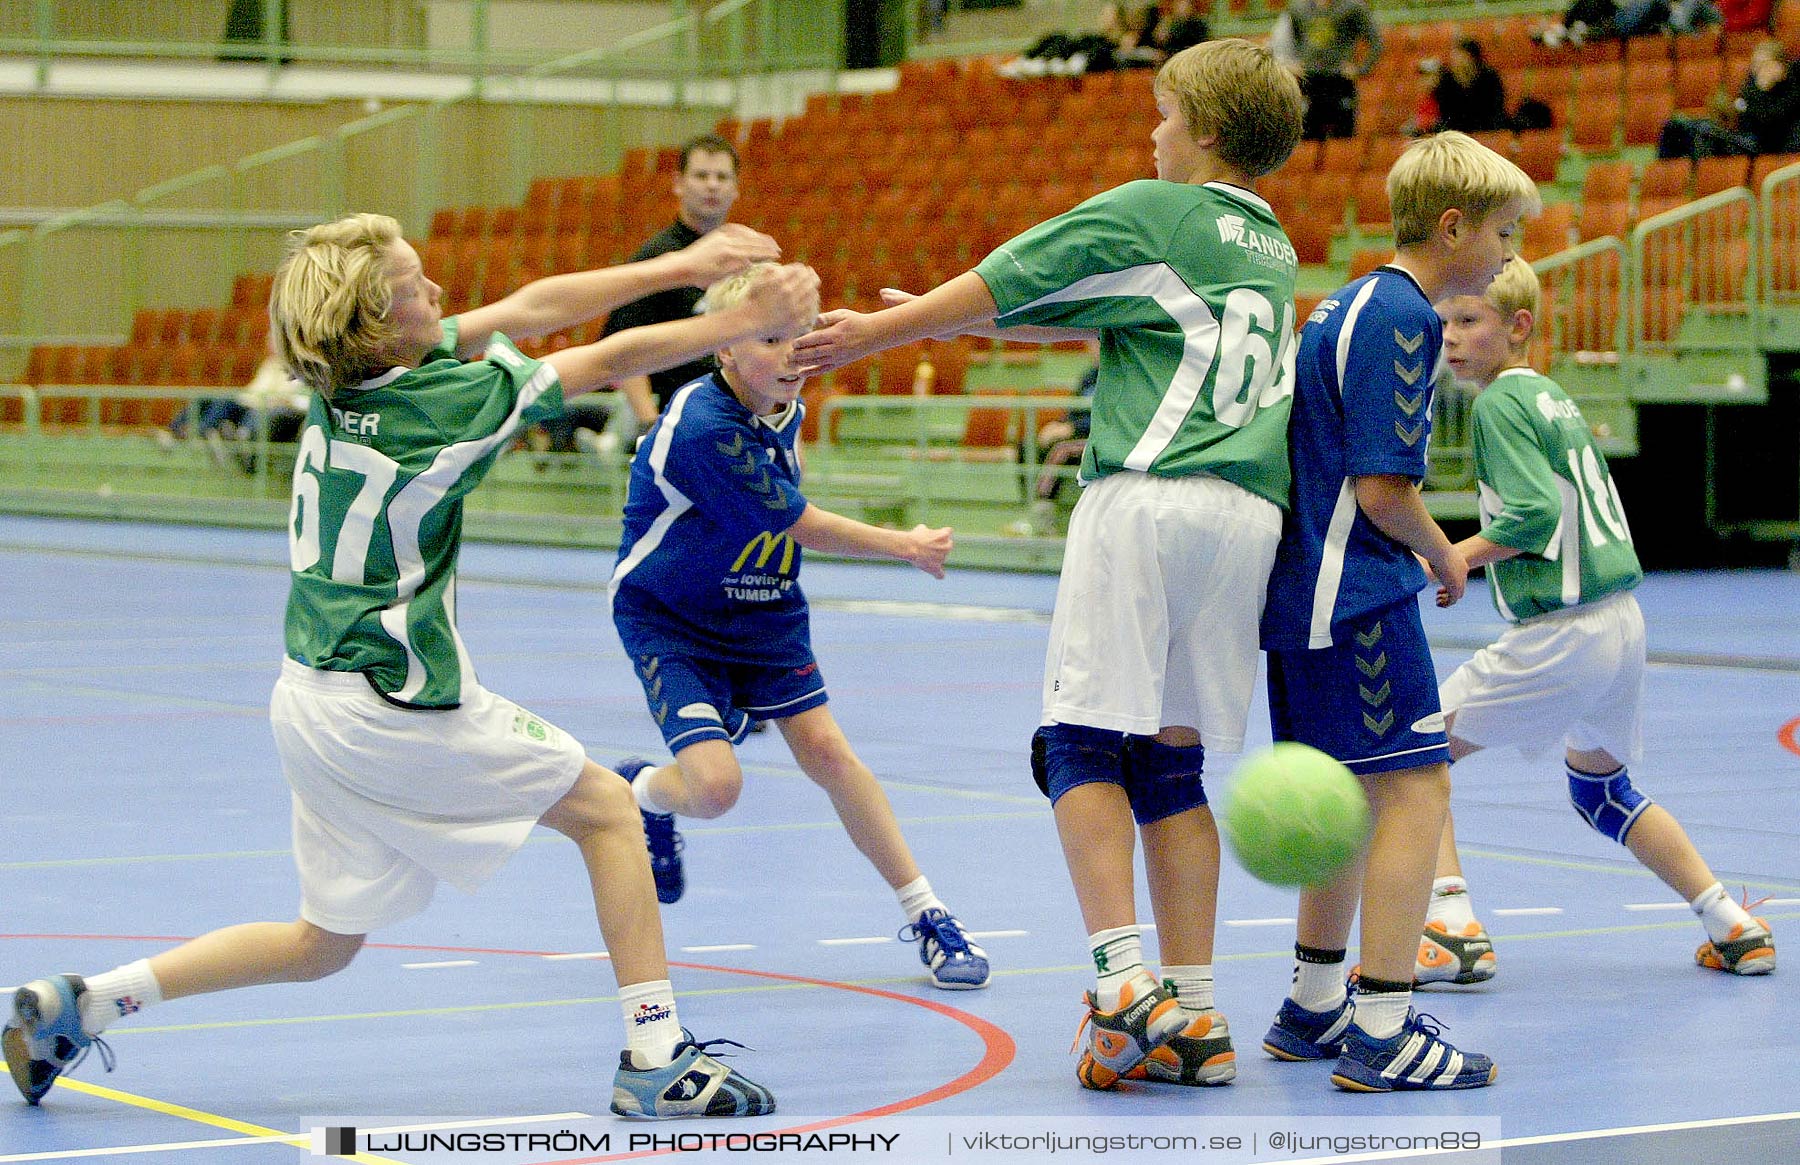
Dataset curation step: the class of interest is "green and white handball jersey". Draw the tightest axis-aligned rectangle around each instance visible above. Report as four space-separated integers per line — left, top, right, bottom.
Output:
284 319 563 707
1472 367 1642 622
974 179 1299 507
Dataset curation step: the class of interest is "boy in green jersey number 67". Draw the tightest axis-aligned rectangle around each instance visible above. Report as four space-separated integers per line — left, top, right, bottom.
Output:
5 213 819 1119
1420 256 1775 985
796 38 1306 1090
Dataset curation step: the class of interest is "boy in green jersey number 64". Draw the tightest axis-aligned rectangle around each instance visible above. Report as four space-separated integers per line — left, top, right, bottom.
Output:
796 39 1306 1090
5 213 819 1119
1419 256 1775 985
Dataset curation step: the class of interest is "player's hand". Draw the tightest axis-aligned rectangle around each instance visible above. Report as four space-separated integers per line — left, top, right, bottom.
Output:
1429 544 1468 607
1415 551 1437 583
792 308 875 376
903 524 953 578
741 263 821 337
679 224 781 286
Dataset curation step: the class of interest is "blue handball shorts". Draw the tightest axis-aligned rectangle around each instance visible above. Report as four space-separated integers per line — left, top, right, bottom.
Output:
1266 598 1451 776
623 644 829 754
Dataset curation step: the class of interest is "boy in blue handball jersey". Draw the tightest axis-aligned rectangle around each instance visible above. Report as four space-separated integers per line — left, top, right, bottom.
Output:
5 213 818 1119
796 39 1307 1089
608 263 991 991
1411 256 1775 986
1259 132 1537 1092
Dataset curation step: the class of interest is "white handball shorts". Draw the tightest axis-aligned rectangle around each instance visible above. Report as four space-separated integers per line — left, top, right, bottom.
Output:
269 658 587 935
1042 470 1282 750
1439 589 1646 762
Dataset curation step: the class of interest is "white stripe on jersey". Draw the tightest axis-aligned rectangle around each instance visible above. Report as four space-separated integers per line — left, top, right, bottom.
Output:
607 383 700 615
383 347 560 702
997 261 1221 472
1334 279 1381 399
1309 478 1359 649
1553 476 1582 608
1476 481 1521 623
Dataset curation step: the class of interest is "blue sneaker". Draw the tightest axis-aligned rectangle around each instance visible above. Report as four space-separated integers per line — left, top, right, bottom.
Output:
899 908 990 989
1331 1012 1497 1092
4 975 114 1105
610 1030 776 1118
1262 995 1355 1061
618 758 684 905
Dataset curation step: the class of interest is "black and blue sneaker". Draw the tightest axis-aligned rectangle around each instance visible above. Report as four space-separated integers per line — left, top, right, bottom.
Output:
1331 1011 1497 1092
4 975 115 1105
899 908 990 990
1262 995 1355 1061
618 758 684 905
610 1030 776 1119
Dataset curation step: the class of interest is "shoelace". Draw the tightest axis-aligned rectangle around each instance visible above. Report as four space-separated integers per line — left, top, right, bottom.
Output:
1406 1011 1449 1040
1740 885 1772 914
677 1034 751 1060
62 1034 116 1078
898 910 972 956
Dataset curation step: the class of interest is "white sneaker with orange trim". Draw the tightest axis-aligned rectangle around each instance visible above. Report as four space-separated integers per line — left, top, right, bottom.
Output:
1416 920 1497 985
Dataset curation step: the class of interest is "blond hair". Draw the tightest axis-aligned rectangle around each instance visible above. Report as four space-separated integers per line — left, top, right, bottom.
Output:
1155 38 1304 179
1388 131 1542 247
1484 255 1541 331
270 212 405 400
699 260 775 316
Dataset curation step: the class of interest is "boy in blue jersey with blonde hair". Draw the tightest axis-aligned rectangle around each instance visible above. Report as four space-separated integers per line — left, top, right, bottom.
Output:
1259 131 1537 1092
797 38 1307 1090
1414 256 1775 986
608 262 991 993
6 212 817 1119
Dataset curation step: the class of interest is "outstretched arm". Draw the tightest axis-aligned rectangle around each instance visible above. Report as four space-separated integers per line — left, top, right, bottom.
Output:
544 264 819 396
786 504 953 579
454 224 780 356
874 287 1099 343
792 271 1001 375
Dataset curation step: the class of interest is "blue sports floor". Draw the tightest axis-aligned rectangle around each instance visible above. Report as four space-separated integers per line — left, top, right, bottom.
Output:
2 515 1796 1164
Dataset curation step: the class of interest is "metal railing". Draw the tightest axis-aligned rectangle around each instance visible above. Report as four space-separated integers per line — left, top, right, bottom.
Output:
1627 187 1758 353
1760 159 1800 307
1533 236 1627 357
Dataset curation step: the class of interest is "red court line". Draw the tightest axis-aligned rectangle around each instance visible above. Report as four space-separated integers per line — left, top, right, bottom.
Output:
1 933 1016 1163
1780 717 1800 759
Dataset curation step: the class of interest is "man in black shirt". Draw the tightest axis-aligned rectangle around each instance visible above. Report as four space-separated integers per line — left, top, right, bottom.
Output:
604 134 743 431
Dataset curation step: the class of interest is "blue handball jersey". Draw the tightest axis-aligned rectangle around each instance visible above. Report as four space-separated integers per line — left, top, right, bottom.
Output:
1262 266 1445 650
609 374 811 665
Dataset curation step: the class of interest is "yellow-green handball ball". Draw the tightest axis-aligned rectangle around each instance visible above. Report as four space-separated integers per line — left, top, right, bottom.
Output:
1221 743 1370 887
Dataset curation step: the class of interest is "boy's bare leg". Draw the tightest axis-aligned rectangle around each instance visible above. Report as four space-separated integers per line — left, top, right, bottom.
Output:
778 706 920 889
1566 745 1715 901
538 760 668 986
1054 783 1141 932
1357 763 1452 984
637 740 745 820
1141 806 1219 967
149 922 364 1000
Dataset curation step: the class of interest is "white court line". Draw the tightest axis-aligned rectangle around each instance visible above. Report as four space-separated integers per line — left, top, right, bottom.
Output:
965 930 1028 939
0 1113 591 1163
1761 897 1800 906
818 936 893 946
542 950 609 960
400 960 477 969
1224 917 1297 927
1624 902 1690 911
1492 906 1565 916
681 944 755 953
1267 1108 1800 1165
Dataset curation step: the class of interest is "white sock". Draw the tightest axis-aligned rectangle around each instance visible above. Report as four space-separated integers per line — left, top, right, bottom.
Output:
618 979 682 1068
1089 925 1151 1010
1160 964 1214 1014
1428 876 1478 930
1289 952 1348 1013
1691 881 1755 944
896 875 945 924
632 766 676 816
1353 984 1412 1040
78 959 162 1035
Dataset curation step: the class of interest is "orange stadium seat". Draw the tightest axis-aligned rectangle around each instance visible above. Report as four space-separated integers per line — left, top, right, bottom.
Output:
1522 203 1578 260
1639 158 1691 201
1674 57 1723 111
1694 155 1750 196
1583 160 1634 204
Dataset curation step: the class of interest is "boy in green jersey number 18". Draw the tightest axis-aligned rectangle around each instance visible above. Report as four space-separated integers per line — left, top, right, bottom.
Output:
5 213 820 1119
1419 256 1774 985
795 39 1306 1090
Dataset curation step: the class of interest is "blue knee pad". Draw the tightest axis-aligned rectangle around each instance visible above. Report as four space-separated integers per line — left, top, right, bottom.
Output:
1121 736 1208 825
1031 723 1127 804
1567 764 1651 844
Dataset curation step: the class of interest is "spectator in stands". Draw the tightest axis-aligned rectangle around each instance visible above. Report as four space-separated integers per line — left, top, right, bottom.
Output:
998 3 1128 76
1028 355 1098 535
1534 0 1620 48
1116 5 1168 68
1270 0 1383 140
1612 0 1722 35
1151 0 1212 58
603 135 742 436
1429 40 1511 134
227 353 311 473
1658 40 1800 160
